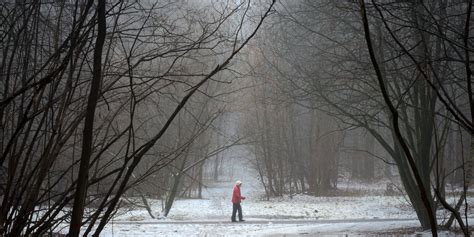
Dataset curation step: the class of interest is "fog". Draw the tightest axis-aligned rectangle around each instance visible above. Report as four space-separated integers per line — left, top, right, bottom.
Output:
0 0 473 236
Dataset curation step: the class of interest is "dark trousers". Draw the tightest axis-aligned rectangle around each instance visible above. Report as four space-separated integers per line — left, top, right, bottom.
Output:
231 203 243 221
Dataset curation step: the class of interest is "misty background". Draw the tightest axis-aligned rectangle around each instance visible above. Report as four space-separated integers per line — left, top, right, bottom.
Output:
0 0 473 236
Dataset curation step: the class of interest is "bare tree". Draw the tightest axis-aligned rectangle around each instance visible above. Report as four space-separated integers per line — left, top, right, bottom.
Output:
0 0 276 235
239 0 472 234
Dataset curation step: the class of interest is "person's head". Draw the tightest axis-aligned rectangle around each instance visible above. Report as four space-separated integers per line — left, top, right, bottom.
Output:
235 180 242 187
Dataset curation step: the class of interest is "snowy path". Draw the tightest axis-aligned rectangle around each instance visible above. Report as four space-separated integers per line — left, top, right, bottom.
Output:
111 217 417 225
99 219 424 236
99 218 439 236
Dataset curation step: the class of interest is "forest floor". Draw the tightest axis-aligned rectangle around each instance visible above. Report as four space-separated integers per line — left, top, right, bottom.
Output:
59 159 473 236
85 178 473 236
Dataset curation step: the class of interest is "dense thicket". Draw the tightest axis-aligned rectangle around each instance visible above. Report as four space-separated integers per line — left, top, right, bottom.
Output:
0 0 275 235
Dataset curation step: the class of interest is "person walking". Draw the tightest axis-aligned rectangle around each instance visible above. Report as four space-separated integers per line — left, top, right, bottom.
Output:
231 180 245 222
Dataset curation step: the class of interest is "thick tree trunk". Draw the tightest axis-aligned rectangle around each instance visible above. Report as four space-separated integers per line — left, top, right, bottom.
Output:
68 0 106 236
359 1 437 234
398 160 432 229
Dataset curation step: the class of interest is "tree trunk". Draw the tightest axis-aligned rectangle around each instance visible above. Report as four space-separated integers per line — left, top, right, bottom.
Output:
164 173 182 217
68 0 106 235
359 1 437 234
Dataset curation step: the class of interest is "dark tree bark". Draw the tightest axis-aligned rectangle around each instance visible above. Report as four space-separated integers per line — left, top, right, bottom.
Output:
358 0 437 234
68 0 107 235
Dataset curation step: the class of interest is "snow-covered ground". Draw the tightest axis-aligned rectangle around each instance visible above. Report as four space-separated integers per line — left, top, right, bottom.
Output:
99 220 428 237
65 157 471 236
93 179 470 236
113 182 416 222
88 176 472 236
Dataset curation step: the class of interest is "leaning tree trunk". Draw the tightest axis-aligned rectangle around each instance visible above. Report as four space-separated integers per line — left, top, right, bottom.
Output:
358 1 438 235
163 173 183 217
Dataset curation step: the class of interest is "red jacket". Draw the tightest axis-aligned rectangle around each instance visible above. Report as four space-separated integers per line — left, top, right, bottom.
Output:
231 185 245 204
